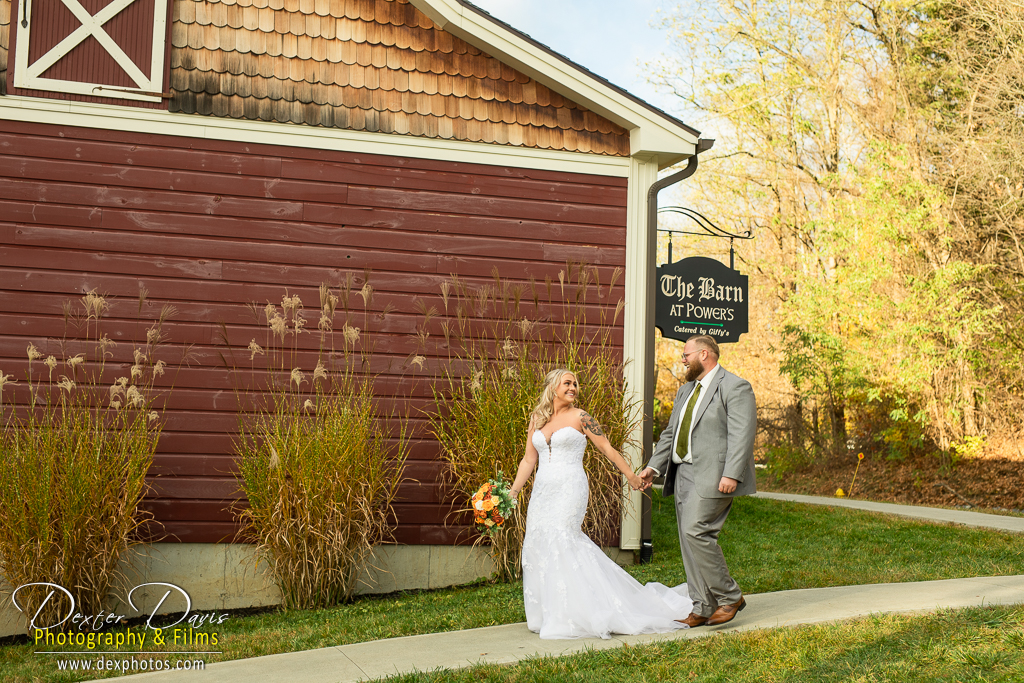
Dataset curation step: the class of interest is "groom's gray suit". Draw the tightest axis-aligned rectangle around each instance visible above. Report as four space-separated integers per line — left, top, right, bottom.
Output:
648 365 757 618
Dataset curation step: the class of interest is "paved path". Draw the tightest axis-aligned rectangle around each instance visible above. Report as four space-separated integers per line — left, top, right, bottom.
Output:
753 491 1024 533
122 576 1024 683
115 497 1024 683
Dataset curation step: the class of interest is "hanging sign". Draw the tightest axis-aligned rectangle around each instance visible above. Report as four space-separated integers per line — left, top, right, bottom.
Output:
655 257 748 344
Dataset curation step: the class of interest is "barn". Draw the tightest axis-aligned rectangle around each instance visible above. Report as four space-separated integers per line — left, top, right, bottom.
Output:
0 0 707 632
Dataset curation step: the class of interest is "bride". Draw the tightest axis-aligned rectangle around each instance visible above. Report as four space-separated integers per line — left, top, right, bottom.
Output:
508 368 693 639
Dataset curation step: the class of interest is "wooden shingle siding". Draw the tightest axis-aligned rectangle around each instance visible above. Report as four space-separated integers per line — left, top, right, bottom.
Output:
169 0 630 155
1 0 9 95
0 118 628 545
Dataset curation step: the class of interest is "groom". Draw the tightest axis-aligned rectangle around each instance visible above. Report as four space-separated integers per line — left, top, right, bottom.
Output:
640 335 757 627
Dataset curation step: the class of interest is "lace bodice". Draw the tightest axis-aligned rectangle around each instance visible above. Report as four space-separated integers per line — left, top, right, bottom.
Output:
532 426 587 468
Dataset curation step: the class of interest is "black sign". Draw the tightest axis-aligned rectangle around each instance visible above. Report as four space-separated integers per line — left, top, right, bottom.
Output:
655 257 748 344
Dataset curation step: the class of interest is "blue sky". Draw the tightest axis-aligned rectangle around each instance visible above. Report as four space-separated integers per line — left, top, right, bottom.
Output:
468 0 684 118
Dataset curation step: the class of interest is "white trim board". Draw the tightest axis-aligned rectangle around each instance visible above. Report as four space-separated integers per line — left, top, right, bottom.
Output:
0 96 633 177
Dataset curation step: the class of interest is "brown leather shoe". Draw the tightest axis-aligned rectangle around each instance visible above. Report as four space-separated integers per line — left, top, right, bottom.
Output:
706 596 746 626
675 612 708 627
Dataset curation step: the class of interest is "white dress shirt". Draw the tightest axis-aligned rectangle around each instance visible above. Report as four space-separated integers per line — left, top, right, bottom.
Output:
673 363 720 464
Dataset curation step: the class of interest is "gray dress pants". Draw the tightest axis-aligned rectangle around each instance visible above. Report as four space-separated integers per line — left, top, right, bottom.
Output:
673 462 743 617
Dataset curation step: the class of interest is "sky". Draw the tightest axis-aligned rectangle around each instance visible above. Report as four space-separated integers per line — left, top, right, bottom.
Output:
467 0 686 119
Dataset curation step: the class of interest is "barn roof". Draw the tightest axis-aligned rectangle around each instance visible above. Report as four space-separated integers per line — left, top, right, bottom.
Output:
0 0 700 167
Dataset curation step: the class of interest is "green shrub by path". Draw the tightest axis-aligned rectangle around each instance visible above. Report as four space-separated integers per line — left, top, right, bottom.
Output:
382 604 1024 682
430 264 639 582
3 497 1023 682
0 291 179 634
234 280 408 610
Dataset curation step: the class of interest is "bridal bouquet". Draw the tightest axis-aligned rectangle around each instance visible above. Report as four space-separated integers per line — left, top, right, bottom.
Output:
471 472 517 537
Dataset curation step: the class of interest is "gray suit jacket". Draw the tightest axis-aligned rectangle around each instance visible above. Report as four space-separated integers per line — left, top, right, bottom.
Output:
649 366 757 499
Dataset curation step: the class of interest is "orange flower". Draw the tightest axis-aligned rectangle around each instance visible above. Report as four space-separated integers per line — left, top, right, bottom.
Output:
481 499 495 512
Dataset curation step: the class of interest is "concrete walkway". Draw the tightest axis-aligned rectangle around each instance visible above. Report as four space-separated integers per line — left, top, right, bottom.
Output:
114 498 1024 683
753 491 1024 533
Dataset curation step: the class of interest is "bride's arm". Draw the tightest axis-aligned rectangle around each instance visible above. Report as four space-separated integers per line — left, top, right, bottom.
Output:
580 411 643 490
510 418 539 498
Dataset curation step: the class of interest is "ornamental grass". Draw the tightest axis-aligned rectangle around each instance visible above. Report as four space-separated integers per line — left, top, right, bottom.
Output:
0 291 177 634
430 264 640 582
233 279 408 610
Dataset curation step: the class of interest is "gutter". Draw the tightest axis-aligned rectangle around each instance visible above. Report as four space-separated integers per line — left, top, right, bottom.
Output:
639 138 714 563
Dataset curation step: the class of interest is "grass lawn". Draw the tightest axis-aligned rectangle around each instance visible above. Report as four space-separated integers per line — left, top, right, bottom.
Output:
2 496 1022 682
384 604 1024 683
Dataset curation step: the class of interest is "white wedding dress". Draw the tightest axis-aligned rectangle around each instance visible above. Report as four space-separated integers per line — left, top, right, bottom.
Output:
521 426 693 639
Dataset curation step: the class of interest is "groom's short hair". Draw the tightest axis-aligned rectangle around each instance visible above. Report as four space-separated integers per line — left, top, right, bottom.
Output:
687 335 720 358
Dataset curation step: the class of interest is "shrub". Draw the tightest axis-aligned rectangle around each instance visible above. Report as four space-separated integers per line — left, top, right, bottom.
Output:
430 265 640 582
234 281 408 609
0 291 175 633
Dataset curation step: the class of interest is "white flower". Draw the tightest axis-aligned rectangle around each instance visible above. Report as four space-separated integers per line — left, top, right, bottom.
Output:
44 356 57 371
303 399 314 412
148 411 159 422
26 343 42 361
0 373 17 391
342 324 360 345
411 355 426 369
248 339 264 361
313 362 328 383
270 313 288 340
153 360 166 377
290 368 306 388
126 385 145 408
66 354 86 369
269 446 281 470
56 376 75 392
358 283 373 305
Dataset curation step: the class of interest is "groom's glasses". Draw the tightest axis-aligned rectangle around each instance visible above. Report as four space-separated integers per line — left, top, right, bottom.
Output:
682 350 704 360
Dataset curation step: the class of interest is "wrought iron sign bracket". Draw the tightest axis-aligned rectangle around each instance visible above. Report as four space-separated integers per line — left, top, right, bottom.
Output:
657 206 753 270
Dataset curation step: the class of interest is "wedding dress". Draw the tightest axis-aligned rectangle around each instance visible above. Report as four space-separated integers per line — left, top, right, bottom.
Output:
521 426 693 639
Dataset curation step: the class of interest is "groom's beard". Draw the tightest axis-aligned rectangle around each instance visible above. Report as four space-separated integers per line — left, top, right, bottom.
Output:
684 358 704 383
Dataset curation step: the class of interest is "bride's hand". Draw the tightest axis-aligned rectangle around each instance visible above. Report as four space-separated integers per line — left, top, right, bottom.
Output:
627 473 643 490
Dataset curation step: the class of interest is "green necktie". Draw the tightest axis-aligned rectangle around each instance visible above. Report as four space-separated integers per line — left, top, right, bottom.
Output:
675 383 702 461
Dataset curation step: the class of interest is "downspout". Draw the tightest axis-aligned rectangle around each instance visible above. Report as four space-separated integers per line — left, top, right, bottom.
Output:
639 139 713 564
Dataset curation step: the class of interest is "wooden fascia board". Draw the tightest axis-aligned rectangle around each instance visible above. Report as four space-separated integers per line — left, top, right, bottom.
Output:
411 0 699 168
0 95 632 177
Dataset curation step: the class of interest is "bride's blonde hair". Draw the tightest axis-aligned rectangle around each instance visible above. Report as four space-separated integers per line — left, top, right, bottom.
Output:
530 368 576 429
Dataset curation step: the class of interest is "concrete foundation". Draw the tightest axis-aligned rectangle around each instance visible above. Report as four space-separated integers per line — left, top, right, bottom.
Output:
2 542 634 638
1 543 501 638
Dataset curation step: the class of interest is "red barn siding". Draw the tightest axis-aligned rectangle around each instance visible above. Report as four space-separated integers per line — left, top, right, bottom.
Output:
0 119 628 545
